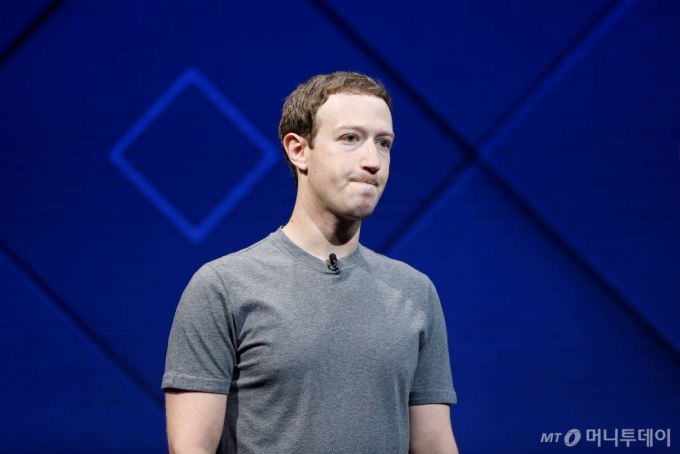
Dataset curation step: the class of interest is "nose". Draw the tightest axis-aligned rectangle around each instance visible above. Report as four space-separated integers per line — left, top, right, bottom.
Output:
360 141 381 174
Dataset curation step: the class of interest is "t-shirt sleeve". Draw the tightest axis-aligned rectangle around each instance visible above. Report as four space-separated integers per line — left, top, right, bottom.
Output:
409 278 457 406
161 263 236 394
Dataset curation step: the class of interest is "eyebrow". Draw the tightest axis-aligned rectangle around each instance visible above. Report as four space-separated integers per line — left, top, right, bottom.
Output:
334 125 395 139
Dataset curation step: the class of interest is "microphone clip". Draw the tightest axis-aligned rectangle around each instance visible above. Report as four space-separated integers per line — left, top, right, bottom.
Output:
326 253 340 275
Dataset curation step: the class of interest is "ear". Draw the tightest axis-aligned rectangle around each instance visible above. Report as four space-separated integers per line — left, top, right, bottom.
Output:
283 133 309 175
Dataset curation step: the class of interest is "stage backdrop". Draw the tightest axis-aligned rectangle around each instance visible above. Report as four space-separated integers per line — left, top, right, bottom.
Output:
1 0 679 452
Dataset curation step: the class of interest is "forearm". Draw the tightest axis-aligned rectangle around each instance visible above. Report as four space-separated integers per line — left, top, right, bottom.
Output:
168 442 217 454
167 423 222 454
165 390 227 454
409 432 459 454
409 404 459 454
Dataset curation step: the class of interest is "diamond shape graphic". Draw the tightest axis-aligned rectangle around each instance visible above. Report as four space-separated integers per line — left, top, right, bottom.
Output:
109 68 278 243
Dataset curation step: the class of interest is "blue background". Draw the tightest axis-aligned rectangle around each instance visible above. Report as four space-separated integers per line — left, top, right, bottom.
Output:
1 0 679 452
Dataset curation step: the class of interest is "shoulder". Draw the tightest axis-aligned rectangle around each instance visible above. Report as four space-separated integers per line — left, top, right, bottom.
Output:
207 233 279 271
189 233 280 286
359 245 433 289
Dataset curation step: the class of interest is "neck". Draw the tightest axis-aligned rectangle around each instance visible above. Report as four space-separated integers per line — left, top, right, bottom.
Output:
282 200 361 261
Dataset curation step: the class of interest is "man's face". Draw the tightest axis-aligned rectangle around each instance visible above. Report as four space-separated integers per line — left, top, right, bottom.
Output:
303 93 393 221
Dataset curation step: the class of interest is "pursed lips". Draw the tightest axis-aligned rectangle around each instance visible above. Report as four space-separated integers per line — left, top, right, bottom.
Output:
350 178 379 186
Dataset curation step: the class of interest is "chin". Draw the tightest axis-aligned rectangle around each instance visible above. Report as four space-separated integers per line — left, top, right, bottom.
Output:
345 205 377 220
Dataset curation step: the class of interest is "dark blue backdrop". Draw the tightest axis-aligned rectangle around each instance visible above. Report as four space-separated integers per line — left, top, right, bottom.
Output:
1 0 679 452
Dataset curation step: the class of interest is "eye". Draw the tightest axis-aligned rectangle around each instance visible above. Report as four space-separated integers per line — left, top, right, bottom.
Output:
377 138 392 149
344 134 359 143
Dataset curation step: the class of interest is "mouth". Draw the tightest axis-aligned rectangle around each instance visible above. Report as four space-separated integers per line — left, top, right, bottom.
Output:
351 179 378 187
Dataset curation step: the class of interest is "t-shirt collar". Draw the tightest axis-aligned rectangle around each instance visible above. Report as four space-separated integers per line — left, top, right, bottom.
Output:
271 227 364 272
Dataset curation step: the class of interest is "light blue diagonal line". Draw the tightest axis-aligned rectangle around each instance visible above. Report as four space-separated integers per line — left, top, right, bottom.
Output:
388 0 637 253
187 69 278 161
0 243 164 411
110 153 197 238
182 69 279 242
479 0 636 156
387 0 637 261
109 67 279 243
109 71 193 162
195 152 277 242
387 165 477 258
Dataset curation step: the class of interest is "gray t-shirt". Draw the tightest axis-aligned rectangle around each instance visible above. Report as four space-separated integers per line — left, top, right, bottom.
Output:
162 228 456 453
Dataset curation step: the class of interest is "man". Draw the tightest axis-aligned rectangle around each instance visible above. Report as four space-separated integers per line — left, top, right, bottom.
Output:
162 71 458 453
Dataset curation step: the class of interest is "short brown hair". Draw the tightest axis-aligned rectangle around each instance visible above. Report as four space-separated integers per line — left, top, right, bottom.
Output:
278 71 392 185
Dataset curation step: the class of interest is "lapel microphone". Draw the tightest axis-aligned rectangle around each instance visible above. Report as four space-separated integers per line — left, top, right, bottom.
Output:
326 253 340 275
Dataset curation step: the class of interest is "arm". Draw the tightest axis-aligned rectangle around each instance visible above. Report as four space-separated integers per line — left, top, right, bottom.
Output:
166 390 227 454
163 265 236 452
409 404 459 454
